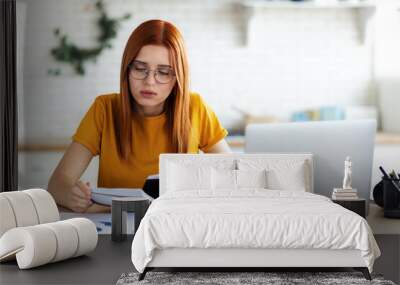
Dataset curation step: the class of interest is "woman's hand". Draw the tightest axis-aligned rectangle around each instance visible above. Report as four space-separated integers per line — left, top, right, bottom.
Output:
48 142 94 212
67 181 93 213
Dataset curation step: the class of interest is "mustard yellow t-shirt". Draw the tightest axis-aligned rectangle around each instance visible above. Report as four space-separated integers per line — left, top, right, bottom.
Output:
72 92 228 188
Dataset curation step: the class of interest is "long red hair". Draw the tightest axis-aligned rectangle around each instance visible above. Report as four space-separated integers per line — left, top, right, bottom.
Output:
118 20 191 160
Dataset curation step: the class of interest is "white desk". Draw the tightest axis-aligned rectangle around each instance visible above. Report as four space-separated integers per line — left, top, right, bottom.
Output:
60 212 135 235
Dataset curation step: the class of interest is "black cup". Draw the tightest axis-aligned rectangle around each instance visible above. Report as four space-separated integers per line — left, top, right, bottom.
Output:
142 177 159 199
383 177 400 218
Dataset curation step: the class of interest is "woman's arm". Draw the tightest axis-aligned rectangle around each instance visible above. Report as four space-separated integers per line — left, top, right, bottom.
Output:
48 142 95 212
204 139 232 153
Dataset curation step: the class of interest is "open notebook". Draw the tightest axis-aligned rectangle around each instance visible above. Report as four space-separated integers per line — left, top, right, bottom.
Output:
60 187 154 235
91 188 153 206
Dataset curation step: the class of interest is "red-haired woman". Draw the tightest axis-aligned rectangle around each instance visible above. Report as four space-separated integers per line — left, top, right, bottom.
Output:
48 20 231 213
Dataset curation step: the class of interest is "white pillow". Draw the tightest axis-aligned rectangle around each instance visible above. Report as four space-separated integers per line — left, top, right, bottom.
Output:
238 159 308 192
237 169 268 189
267 163 306 191
167 162 212 191
211 168 236 190
211 169 268 190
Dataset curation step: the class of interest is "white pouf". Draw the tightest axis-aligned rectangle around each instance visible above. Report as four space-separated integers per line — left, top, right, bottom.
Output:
0 196 17 237
0 218 98 269
0 189 98 269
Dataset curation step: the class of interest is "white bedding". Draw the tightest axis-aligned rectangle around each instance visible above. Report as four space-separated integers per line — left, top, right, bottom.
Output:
131 190 380 273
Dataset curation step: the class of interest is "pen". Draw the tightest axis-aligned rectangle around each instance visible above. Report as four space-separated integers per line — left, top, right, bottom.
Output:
391 181 400 193
389 170 398 180
379 166 390 179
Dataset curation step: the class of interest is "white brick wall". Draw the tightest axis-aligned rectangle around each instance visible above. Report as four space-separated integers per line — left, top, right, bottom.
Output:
18 0 394 189
18 151 99 190
18 0 377 144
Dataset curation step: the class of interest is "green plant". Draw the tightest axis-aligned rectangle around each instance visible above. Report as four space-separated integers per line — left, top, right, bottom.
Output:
48 0 130 76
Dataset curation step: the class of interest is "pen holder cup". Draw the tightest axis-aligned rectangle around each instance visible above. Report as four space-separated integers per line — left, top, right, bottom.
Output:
143 177 159 199
382 177 400 218
111 197 151 242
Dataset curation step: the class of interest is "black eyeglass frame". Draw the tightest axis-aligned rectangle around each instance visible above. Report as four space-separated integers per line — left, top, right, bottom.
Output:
127 61 176 84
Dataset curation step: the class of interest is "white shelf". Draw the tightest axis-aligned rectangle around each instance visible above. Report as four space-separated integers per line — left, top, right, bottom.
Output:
241 0 377 45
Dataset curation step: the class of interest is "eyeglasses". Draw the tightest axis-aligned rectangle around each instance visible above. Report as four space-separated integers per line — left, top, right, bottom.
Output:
128 61 176 84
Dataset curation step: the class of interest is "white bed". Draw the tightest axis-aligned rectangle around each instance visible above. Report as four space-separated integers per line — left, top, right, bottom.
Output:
131 154 380 281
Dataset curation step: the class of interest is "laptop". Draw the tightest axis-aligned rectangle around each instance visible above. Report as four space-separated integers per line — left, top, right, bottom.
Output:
245 120 377 201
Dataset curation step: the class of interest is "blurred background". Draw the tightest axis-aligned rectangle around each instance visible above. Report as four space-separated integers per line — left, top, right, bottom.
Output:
16 0 400 198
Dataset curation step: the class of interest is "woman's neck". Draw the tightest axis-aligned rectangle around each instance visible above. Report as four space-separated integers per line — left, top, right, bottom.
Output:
136 103 165 117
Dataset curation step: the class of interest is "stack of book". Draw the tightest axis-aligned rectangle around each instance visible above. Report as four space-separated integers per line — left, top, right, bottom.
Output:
332 188 359 200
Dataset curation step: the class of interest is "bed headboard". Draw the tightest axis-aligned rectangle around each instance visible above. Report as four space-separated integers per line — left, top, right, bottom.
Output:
159 153 313 196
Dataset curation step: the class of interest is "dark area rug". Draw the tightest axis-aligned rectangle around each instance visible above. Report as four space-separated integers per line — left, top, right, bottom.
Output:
116 271 397 285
